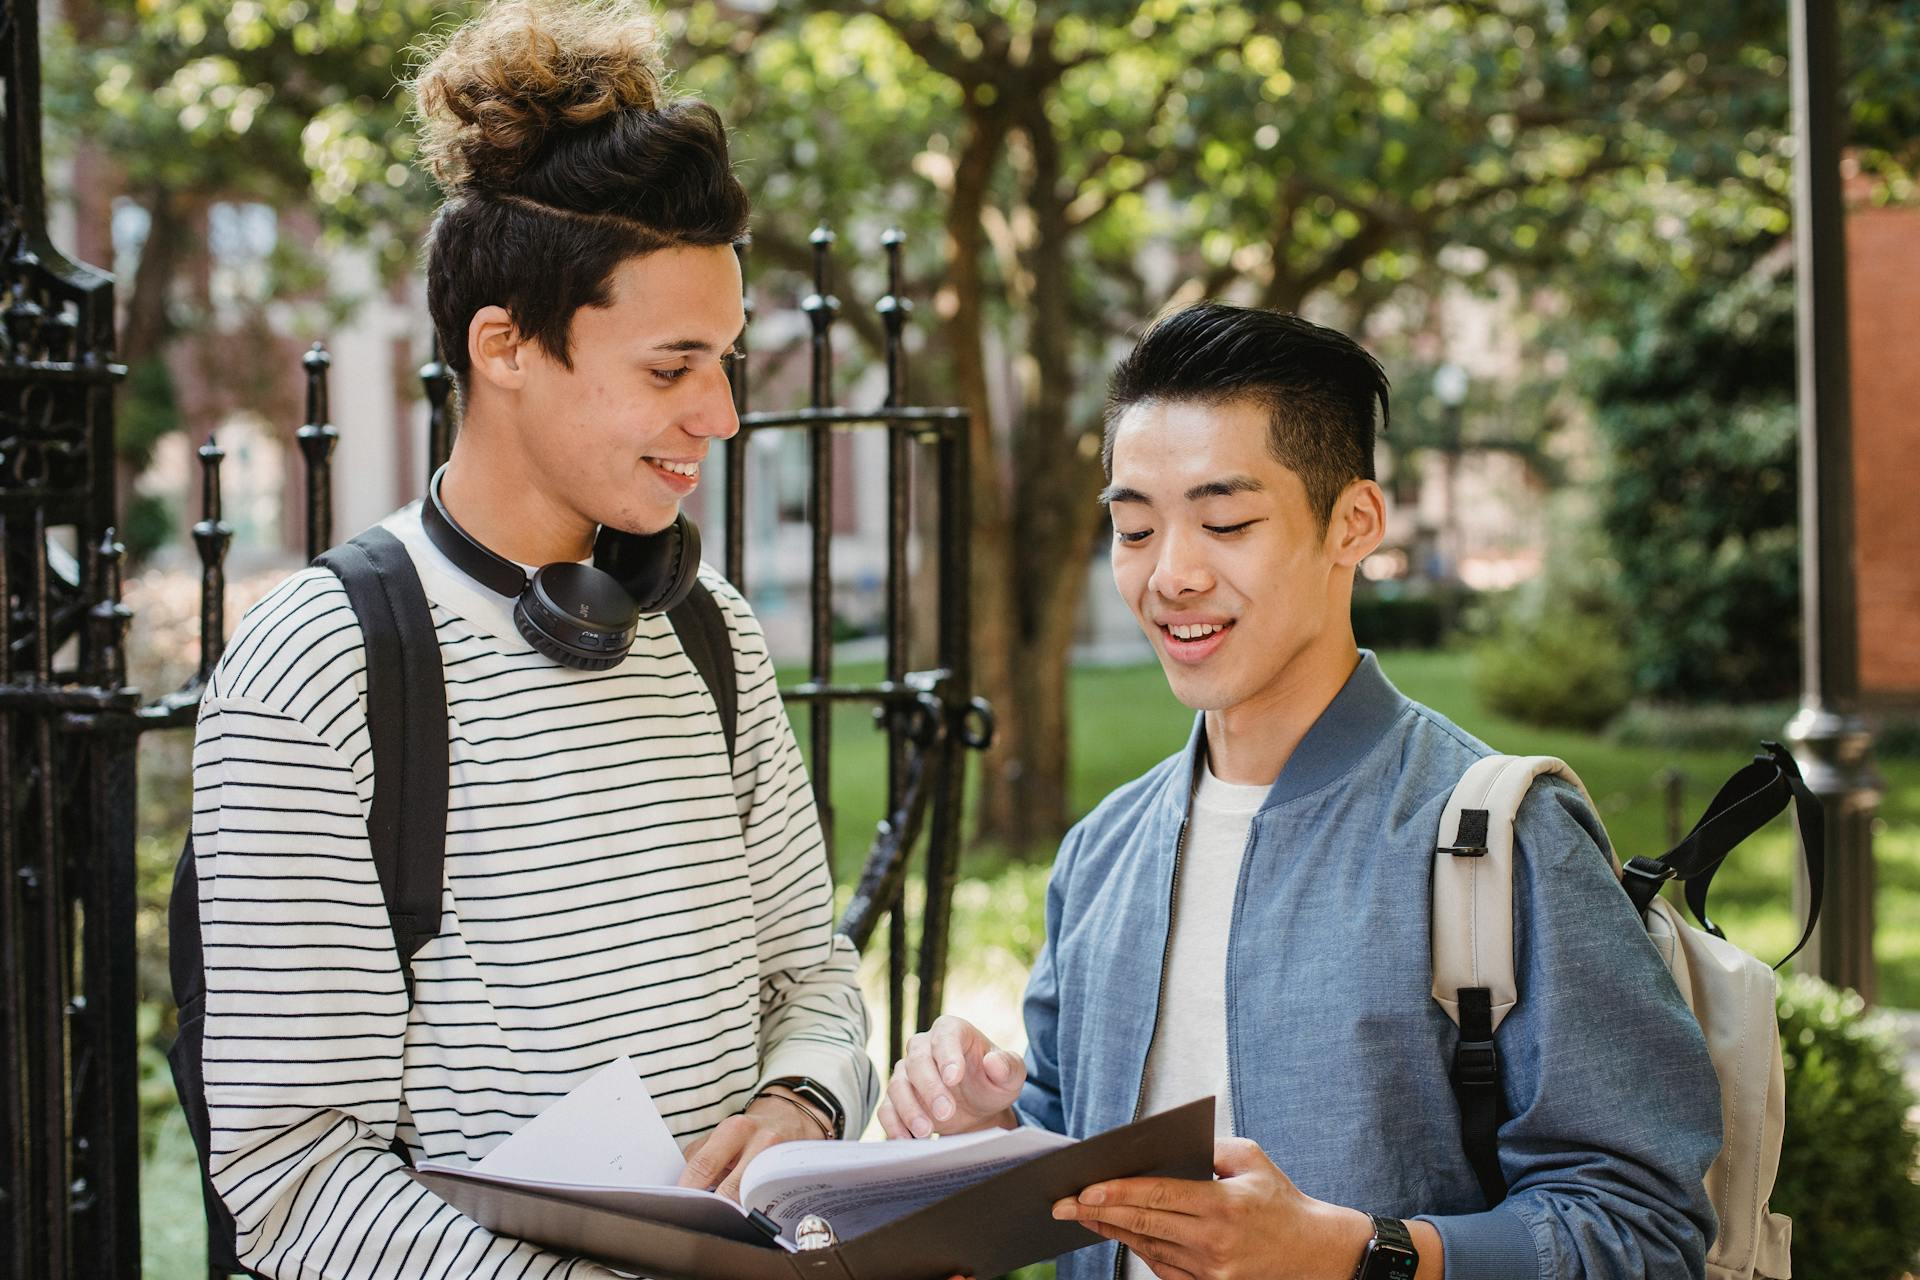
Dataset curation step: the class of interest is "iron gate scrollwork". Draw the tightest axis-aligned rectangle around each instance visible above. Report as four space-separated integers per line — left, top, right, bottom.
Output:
1 2 990 1272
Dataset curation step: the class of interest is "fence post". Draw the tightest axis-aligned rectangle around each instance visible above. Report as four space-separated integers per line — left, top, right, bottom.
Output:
297 341 338 563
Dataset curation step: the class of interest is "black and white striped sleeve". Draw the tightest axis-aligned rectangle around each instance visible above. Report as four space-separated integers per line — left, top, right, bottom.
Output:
707 571 880 1134
190 575 619 1279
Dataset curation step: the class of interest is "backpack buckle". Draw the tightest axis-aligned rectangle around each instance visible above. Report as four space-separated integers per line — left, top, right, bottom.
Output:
1451 1039 1499 1087
1621 856 1676 915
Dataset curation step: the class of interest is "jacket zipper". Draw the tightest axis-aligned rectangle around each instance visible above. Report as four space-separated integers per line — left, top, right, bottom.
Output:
1112 816 1190 1280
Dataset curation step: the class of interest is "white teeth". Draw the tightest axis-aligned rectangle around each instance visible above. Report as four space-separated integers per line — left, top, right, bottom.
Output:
650 458 700 478
1168 623 1226 641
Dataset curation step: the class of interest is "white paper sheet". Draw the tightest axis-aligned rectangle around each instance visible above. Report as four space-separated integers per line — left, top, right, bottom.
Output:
473 1056 688 1190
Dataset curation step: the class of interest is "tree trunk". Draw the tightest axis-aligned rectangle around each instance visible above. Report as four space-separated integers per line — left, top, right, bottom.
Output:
970 95 1108 851
939 101 1023 849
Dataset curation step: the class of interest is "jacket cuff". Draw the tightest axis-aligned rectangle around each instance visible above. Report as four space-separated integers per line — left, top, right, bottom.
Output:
756 1045 869 1141
1416 1205 1539 1280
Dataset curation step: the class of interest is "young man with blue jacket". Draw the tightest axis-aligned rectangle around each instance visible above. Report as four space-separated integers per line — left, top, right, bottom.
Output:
883 303 1721 1280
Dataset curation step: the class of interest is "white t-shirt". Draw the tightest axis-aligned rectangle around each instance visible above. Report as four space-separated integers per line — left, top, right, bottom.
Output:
1124 760 1269 1280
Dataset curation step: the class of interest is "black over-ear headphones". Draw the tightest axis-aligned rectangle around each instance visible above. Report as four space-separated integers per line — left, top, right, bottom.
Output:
420 465 702 671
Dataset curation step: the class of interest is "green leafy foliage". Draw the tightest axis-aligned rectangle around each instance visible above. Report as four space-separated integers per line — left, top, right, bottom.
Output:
1473 605 1632 731
1585 255 1801 702
1773 975 1920 1280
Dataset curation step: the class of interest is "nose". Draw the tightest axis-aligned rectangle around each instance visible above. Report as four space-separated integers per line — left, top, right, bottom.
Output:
685 363 741 441
1147 526 1214 600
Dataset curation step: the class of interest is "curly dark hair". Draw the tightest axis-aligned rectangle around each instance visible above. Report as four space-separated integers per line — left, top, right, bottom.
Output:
409 0 750 387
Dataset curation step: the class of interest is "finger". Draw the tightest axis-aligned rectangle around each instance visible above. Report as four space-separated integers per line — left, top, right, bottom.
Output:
980 1047 1025 1088
1075 1219 1197 1279
1055 1200 1204 1249
902 1036 954 1129
928 1016 978 1087
715 1131 775 1203
876 1098 907 1140
679 1118 748 1190
886 1060 936 1139
1075 1175 1210 1217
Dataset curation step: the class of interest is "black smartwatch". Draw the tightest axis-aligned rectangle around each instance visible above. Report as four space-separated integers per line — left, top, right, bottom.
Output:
759 1076 845 1140
1352 1214 1418 1280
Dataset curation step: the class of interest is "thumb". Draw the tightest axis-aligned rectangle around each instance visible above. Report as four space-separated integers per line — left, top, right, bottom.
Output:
1212 1137 1274 1179
982 1048 1023 1089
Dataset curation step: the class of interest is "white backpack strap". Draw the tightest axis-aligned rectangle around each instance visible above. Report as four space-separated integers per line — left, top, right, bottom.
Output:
1432 753 1591 1208
1431 754 1591 1031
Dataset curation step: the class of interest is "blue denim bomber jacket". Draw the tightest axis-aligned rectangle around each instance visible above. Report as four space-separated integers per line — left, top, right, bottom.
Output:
1014 653 1721 1280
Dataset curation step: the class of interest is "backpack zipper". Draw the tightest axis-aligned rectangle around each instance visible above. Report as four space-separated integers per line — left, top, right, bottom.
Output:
1112 816 1190 1280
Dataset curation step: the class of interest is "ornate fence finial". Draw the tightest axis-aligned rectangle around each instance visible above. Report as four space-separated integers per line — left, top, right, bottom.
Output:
802 225 839 409
296 341 338 562
877 228 910 408
420 335 455 476
192 434 233 683
87 528 131 689
6 246 46 362
724 238 752 590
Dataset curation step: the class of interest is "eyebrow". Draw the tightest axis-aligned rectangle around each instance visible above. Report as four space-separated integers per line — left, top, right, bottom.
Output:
651 328 748 355
1098 474 1266 506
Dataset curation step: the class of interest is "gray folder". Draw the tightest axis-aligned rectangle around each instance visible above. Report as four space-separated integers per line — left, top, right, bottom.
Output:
415 1097 1215 1280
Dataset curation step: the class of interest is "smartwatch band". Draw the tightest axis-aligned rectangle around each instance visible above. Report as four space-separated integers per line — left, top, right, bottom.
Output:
758 1076 845 1140
1353 1214 1418 1280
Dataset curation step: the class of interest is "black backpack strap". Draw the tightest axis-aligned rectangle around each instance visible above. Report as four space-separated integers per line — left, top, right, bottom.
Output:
315 527 448 1001
1622 742 1825 967
668 578 738 765
1449 985 1508 1207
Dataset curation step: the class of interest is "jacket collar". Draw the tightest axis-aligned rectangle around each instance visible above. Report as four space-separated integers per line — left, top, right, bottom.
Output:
1166 650 1410 815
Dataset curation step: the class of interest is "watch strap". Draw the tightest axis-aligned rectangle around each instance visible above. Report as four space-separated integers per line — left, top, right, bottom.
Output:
1353 1214 1418 1280
759 1076 845 1140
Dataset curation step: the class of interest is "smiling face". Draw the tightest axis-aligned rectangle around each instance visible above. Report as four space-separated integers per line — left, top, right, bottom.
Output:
477 243 746 538
1105 395 1382 715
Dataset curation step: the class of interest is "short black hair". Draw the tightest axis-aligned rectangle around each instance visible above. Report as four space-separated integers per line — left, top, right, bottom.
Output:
1104 302 1391 530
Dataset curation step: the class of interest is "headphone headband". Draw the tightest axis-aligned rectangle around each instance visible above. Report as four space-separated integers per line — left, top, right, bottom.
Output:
422 468 531 599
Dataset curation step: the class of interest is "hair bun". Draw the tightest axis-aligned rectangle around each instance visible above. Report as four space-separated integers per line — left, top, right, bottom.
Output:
411 0 667 193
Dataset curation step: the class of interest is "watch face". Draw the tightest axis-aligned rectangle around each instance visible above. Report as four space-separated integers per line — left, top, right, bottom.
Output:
1360 1242 1418 1280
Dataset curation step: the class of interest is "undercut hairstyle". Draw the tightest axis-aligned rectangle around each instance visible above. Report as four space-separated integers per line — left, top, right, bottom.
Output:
1104 303 1391 531
409 0 750 389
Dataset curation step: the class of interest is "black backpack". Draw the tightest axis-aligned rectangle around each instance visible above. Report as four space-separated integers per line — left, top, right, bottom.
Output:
165 526 738 1278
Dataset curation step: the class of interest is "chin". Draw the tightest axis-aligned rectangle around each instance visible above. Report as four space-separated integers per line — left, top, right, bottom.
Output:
1158 663 1231 713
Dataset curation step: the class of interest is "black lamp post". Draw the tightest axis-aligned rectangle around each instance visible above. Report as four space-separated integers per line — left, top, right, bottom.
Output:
1782 0 1880 1000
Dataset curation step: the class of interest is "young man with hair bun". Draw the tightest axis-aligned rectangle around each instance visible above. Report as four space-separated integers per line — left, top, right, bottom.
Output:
186 4 875 1276
889 303 1723 1280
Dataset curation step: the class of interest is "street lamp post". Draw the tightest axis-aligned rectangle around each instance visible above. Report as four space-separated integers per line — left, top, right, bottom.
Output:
1783 0 1881 1000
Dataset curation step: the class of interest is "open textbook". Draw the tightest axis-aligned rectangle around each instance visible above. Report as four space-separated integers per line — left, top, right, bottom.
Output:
414 1057 1214 1280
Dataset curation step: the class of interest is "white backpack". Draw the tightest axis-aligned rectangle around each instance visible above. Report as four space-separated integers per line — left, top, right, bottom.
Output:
1431 745 1823 1280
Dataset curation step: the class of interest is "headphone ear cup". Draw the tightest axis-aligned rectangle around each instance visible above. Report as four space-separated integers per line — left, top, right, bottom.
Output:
595 515 702 615
513 600 625 672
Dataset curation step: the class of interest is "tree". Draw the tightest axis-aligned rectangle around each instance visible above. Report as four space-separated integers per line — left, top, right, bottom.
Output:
52 0 1920 846
672 0 1888 848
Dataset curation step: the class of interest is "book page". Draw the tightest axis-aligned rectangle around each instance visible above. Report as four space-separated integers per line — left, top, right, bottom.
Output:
469 1056 688 1189
741 1126 1073 1242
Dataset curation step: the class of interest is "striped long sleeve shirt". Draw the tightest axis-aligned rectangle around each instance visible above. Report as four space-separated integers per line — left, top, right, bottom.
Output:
189 503 876 1279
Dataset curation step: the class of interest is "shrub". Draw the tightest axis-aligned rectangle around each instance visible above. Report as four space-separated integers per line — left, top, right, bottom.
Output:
1772 975 1920 1280
1471 608 1632 731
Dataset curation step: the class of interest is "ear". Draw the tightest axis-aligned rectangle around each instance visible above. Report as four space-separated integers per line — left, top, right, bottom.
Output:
1326 479 1387 568
467 305 528 393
